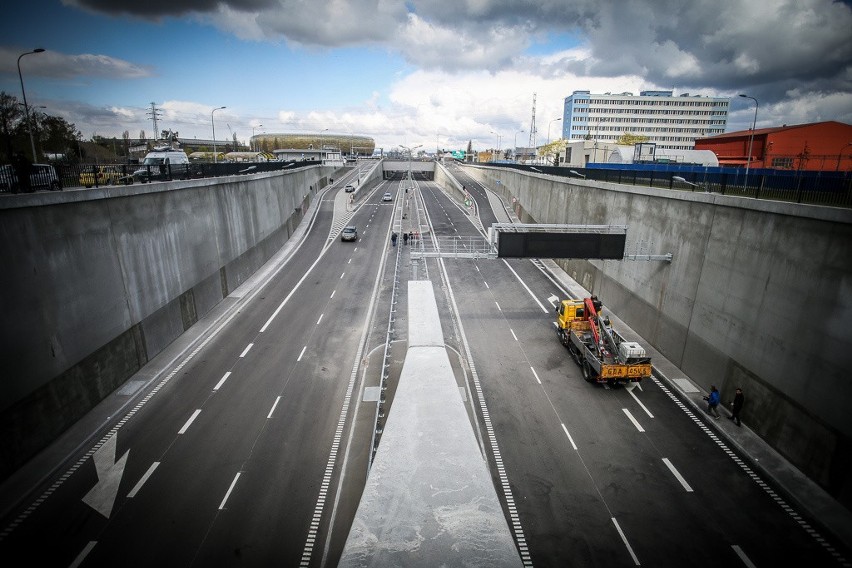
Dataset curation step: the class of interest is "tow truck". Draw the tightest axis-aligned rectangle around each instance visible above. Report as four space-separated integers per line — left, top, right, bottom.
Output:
555 296 651 386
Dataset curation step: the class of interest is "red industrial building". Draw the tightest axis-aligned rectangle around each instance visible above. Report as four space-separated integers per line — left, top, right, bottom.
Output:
694 121 852 172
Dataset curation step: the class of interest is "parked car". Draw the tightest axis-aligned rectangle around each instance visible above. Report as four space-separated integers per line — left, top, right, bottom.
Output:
345 184 355 193
79 165 128 188
382 192 393 202
341 225 358 242
0 163 62 193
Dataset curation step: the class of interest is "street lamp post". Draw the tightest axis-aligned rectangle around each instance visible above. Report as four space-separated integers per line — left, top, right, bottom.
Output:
738 94 758 188
399 144 421 189
251 124 263 152
211 106 226 163
513 129 525 162
321 128 329 160
547 117 562 144
490 131 502 161
17 48 45 162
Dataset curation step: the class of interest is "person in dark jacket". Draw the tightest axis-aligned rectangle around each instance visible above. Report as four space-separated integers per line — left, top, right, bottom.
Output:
729 387 744 426
705 385 721 419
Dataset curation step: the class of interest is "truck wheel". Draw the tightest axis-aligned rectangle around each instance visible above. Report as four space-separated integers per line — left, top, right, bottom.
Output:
582 361 594 383
568 343 580 365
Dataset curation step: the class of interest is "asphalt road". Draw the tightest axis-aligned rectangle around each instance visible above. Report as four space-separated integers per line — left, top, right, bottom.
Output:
0 166 848 567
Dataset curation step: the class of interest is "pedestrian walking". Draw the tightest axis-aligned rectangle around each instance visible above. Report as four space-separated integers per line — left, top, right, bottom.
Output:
729 387 744 426
704 385 721 419
408 231 414 243
391 232 397 246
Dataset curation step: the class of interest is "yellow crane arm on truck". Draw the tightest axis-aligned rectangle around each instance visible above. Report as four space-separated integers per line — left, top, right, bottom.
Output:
554 296 652 386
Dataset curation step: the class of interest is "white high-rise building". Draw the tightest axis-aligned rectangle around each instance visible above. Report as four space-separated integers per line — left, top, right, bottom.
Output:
562 90 729 150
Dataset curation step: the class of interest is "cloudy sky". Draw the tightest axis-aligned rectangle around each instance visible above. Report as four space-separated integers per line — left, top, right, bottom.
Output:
1 0 850 153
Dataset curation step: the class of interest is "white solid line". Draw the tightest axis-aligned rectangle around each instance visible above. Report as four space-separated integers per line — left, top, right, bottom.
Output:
178 409 202 435
297 346 307 361
731 545 758 568
561 423 578 450
662 458 694 492
611 517 641 565
213 371 231 391
127 462 160 498
317 313 324 325
628 387 654 418
530 367 541 385
267 396 281 419
218 472 242 510
510 329 518 341
69 541 98 568
239 343 253 358
259 246 330 332
502 259 550 313
622 408 645 432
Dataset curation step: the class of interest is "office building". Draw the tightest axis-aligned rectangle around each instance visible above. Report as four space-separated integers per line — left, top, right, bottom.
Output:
562 90 729 150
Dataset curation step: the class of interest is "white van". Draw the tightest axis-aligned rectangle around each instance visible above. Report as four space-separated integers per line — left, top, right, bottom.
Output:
133 149 190 182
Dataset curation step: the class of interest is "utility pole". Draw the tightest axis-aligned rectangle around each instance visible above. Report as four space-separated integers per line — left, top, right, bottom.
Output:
147 102 162 143
527 93 537 161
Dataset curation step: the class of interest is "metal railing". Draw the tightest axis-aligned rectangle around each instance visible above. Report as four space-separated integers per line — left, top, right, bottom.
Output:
491 163 852 208
0 160 307 194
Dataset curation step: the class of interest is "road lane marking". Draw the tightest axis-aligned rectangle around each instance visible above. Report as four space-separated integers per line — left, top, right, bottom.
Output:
317 313 324 325
731 545 757 568
267 396 281 419
340 272 345 279
330 290 336 298
495 301 501 311
127 462 160 498
484 281 489 288
297 346 307 361
178 409 202 435
530 367 541 385
622 408 645 432
218 472 242 510
502 259 549 314
81 434 129 518
561 423 578 450
627 388 654 418
213 371 231 391
662 458 694 492
239 343 253 358
510 329 518 341
611 517 640 565
69 541 97 568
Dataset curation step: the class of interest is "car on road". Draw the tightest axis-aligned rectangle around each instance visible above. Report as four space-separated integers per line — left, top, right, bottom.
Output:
382 192 393 202
341 226 358 242
0 163 62 193
344 184 355 193
79 165 128 188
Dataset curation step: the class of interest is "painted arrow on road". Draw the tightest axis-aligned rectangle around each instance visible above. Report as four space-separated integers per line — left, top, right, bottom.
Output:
82 434 129 518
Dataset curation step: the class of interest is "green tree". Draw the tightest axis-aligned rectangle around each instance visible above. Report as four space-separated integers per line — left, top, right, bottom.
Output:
0 91 25 162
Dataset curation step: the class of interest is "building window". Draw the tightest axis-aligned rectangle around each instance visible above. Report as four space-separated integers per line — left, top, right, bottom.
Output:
772 157 794 169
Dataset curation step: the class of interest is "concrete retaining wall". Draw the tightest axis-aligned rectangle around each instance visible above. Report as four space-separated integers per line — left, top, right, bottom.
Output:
0 166 332 478
462 164 852 509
